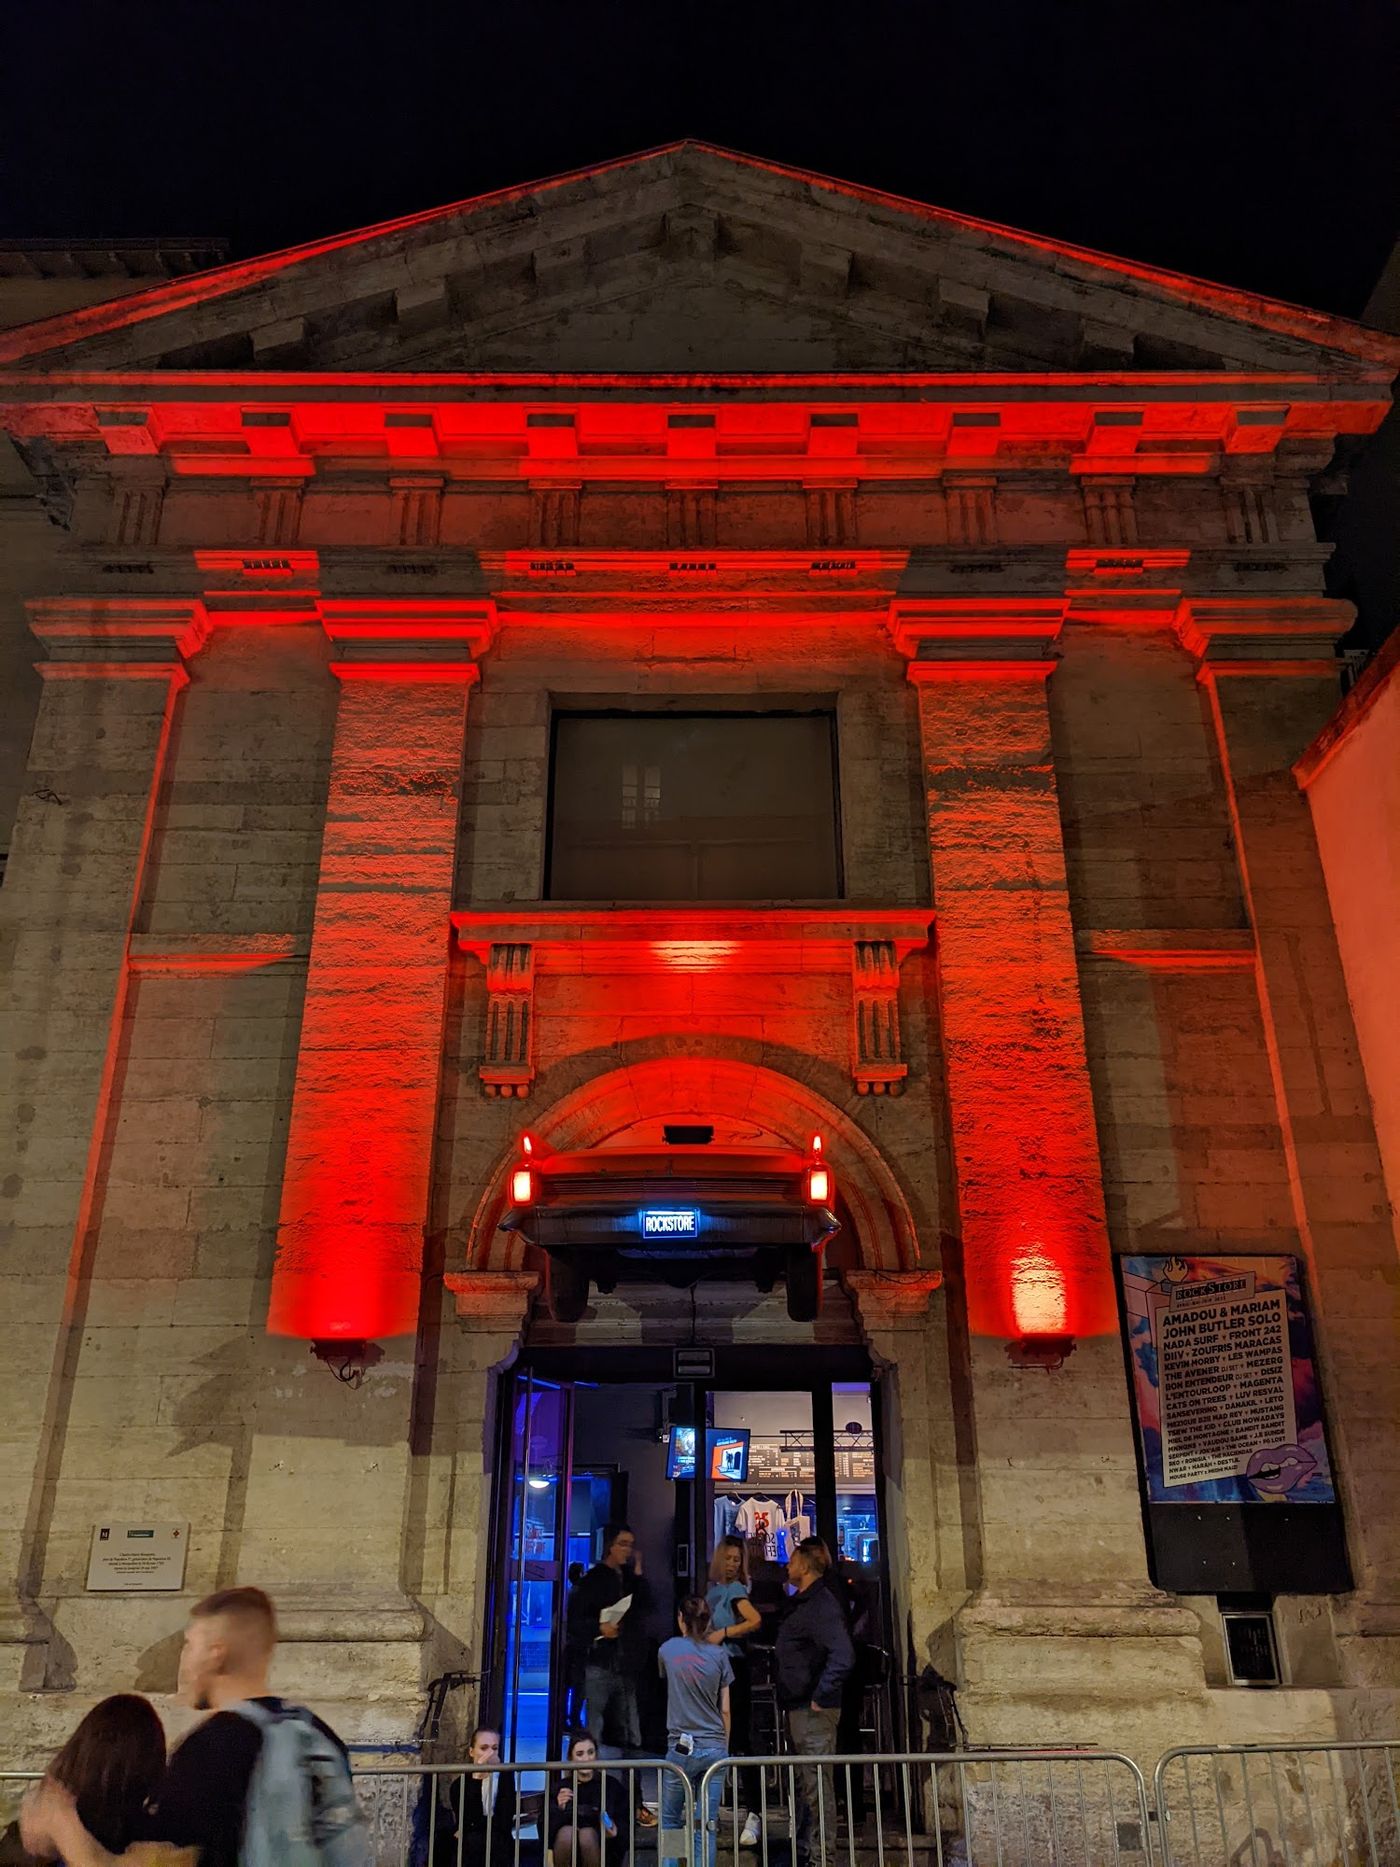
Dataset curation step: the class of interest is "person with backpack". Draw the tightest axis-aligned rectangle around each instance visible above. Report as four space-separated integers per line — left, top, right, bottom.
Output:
21 1585 366 1867
2 1695 166 1865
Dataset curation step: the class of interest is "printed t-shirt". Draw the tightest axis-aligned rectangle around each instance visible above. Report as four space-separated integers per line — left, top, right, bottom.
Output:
658 1636 734 1746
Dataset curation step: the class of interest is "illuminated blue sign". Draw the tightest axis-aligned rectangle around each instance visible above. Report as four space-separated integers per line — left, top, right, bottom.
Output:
641 1208 699 1239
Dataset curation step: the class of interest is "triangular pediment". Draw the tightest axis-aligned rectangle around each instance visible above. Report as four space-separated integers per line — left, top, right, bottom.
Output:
1 142 1394 377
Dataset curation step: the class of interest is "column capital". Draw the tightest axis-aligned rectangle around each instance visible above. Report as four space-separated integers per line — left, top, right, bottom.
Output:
445 1269 539 1335
319 598 496 680
1173 595 1352 676
843 1269 943 1335
891 596 1066 675
27 595 209 680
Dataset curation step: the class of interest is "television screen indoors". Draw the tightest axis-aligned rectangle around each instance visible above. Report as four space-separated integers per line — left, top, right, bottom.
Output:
708 1429 750 1482
665 1425 751 1482
665 1425 698 1481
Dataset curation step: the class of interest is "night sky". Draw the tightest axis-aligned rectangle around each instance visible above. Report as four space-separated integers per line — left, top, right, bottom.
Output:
3 0 1398 318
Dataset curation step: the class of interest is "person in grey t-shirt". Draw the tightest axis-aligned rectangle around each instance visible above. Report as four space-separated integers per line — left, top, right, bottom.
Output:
657 1596 732 1867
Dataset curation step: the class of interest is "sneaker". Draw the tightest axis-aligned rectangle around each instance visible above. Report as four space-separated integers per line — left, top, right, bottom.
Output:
739 1812 761 1848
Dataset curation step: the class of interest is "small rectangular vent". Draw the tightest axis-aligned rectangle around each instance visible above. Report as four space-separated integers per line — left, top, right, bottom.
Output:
100 561 155 575
241 557 293 573
387 561 438 576
241 409 292 427
384 412 435 428
528 559 576 576
668 414 716 428
526 412 576 428
668 560 717 575
810 412 858 427
951 411 1001 427
663 1125 714 1146
809 558 857 574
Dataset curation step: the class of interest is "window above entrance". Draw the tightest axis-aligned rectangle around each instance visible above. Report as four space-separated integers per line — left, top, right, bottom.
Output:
546 710 842 902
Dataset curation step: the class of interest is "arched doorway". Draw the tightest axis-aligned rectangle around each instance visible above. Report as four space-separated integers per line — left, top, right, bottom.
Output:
462 1058 934 1766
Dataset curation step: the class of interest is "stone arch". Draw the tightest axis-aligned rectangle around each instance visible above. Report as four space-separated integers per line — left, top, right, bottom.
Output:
463 1055 924 1274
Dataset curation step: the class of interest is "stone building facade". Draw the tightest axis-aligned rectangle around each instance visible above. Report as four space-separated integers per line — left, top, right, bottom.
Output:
1 144 1398 1764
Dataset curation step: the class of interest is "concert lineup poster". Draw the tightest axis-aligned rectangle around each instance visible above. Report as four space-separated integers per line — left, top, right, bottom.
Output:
1118 1254 1336 1507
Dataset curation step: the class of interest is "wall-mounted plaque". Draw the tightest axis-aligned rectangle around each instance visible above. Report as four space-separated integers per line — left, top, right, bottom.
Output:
87 1522 189 1592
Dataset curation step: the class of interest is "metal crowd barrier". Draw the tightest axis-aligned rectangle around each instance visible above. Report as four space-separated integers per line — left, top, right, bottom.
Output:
693 1748 1153 1867
1154 1743 1400 1867
353 1757 694 1866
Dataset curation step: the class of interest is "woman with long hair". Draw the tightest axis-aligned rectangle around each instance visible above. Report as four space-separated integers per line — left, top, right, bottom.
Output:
706 1535 763 1847
547 1731 627 1867
657 1596 731 1867
8 1695 166 1863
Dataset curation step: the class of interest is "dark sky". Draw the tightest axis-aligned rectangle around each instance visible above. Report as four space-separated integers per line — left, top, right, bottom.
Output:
4 0 1398 318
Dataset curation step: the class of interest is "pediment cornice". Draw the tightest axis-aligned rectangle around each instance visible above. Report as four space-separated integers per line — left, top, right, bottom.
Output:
1 143 1395 382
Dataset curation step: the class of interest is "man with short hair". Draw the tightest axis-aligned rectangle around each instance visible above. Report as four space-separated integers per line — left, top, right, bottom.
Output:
775 1536 855 1867
565 1523 647 1754
22 1585 353 1867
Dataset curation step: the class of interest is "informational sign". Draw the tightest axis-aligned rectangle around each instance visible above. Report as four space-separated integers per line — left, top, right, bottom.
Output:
87 1522 189 1592
641 1208 699 1239
1118 1255 1335 1506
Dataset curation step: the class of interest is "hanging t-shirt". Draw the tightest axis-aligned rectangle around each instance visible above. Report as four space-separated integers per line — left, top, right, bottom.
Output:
735 1497 779 1548
784 1491 814 1543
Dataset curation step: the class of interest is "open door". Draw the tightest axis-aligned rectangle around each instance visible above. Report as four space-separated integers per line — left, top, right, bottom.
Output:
487 1371 574 1764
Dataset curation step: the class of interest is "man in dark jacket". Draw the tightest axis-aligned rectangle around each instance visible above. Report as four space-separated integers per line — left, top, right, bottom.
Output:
565 1523 647 1752
775 1536 855 1866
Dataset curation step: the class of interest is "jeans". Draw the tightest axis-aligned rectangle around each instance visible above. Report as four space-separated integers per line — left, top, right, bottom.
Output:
660 1742 726 1867
786 1705 840 1866
584 1664 641 1752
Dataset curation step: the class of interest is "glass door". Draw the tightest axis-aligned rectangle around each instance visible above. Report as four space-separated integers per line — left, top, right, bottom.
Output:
495 1372 573 1764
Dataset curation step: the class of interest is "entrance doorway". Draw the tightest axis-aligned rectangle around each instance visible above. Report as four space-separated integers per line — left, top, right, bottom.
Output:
482 1346 893 1767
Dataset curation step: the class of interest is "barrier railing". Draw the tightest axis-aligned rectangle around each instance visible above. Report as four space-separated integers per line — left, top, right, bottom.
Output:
354 1757 694 1866
14 1739 1400 1864
1154 1743 1400 1867
696 1748 1155 1867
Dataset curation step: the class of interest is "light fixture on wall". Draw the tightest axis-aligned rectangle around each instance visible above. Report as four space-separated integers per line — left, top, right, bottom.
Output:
310 1338 383 1387
1005 1333 1077 1370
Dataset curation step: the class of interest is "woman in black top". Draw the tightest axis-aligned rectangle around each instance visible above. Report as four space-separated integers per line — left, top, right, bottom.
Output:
547 1733 629 1867
6 1696 165 1864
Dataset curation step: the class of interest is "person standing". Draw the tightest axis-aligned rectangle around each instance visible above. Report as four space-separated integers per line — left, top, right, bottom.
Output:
21 1585 361 1867
657 1597 731 1867
774 1537 854 1867
705 1535 763 1848
3 1696 165 1865
566 1524 646 1755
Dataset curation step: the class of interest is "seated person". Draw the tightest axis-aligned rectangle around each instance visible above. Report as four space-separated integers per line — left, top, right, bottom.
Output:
439 1725 532 1867
547 1733 629 1867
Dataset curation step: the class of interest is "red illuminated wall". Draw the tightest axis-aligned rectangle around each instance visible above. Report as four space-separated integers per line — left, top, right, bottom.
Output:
268 664 476 1342
910 661 1117 1339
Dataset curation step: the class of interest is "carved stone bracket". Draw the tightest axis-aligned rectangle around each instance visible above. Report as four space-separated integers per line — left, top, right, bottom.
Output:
851 938 908 1095
445 1269 540 1335
843 1269 944 1335
480 942 536 1098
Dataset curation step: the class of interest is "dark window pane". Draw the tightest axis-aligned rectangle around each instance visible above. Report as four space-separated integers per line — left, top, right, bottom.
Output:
548 712 841 901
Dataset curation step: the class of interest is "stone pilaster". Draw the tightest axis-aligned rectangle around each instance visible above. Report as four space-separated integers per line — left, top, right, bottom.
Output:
0 598 207 1688
1176 597 1400 1681
237 603 493 1697
893 596 1194 1740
